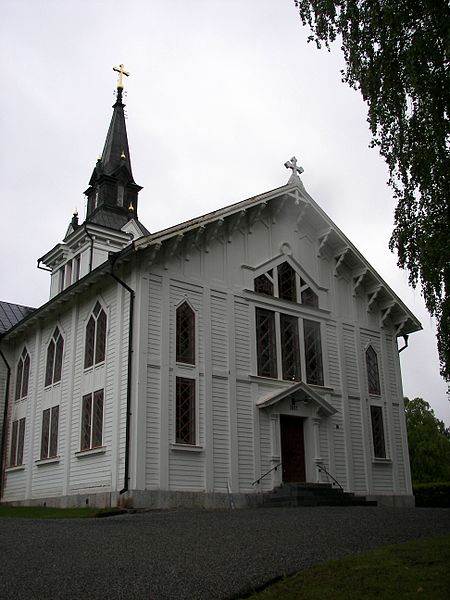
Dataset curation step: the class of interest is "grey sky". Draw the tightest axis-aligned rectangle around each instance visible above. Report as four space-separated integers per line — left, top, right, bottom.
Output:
1 0 448 424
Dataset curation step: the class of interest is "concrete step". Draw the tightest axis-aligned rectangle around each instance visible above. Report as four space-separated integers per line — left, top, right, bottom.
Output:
262 484 377 508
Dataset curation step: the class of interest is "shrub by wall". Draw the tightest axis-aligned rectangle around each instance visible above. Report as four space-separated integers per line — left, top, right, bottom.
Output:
413 482 450 508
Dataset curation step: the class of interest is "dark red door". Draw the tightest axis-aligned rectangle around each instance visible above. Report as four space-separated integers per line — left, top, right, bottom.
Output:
280 415 306 483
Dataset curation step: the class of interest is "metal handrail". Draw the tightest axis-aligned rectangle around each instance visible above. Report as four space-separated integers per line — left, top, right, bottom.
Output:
317 462 343 491
252 462 282 486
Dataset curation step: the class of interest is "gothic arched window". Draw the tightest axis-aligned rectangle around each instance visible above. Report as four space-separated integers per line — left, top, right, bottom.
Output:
45 327 64 386
15 347 30 401
176 302 195 365
366 346 381 395
84 302 107 369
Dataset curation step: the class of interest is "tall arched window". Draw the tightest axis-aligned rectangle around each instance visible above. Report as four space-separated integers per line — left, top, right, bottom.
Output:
84 302 107 369
176 302 195 364
366 346 381 395
45 327 64 386
15 347 30 401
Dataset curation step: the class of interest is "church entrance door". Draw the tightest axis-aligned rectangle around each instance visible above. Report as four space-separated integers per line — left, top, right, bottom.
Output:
280 415 306 483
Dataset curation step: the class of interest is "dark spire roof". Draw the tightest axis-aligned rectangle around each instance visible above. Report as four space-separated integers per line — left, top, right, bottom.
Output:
83 69 146 233
97 87 134 181
0 301 35 335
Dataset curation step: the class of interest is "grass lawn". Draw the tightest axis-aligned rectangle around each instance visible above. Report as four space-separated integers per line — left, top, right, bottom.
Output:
243 534 450 599
0 505 113 518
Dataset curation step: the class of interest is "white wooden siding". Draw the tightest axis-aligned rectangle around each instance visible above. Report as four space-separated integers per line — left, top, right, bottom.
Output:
212 377 230 491
348 396 367 493
236 381 254 491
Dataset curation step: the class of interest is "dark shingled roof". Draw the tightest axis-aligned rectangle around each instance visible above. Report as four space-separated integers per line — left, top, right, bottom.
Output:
0 301 36 335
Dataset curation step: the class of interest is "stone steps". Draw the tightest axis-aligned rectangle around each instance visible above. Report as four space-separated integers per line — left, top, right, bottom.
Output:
262 483 377 508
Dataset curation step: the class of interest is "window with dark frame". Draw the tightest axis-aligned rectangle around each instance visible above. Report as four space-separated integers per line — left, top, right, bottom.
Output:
45 327 64 387
84 302 107 369
176 377 196 445
253 262 319 308
280 314 301 381
254 271 274 296
9 418 25 467
366 346 381 395
277 262 297 302
370 405 386 458
303 319 324 386
15 348 30 401
176 302 195 364
256 308 278 378
80 389 104 451
40 406 59 459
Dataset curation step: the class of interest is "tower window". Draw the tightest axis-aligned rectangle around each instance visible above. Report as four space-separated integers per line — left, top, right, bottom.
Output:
117 184 125 207
84 302 107 369
176 302 195 364
15 348 30 401
45 327 64 387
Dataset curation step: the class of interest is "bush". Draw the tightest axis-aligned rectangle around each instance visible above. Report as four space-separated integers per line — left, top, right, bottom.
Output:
413 482 450 508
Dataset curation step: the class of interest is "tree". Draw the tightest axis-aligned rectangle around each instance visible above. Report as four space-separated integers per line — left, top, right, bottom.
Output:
404 397 450 482
294 1 450 381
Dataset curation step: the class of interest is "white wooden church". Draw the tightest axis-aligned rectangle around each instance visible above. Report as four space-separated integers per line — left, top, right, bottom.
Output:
0 68 421 509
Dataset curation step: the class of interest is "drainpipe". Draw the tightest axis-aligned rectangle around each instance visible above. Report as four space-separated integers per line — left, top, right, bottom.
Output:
0 349 11 497
108 257 135 496
398 334 409 353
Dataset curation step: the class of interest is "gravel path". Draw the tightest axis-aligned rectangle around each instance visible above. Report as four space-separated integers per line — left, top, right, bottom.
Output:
1 506 450 599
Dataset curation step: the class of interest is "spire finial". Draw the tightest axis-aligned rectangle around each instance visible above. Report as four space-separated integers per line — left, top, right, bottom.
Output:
284 156 304 182
113 63 130 89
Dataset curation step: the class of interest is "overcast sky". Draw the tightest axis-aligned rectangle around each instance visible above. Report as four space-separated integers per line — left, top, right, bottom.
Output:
1 0 448 424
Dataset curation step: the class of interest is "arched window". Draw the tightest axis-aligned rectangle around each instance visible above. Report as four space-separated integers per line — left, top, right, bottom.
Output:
15 348 30 401
45 327 64 386
176 302 195 364
84 302 107 369
366 346 381 395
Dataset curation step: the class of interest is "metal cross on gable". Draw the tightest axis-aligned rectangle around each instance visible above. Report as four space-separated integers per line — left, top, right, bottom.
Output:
113 63 129 88
284 156 304 178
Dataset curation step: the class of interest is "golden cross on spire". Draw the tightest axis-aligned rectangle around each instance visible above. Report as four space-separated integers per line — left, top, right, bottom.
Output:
113 63 129 89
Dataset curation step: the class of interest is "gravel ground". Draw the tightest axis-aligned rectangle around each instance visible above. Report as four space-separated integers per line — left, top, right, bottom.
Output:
1 506 450 600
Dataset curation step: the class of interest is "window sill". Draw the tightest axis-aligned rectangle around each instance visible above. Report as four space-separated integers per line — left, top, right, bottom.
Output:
5 465 25 472
170 443 203 452
75 446 106 458
372 457 391 464
35 457 60 466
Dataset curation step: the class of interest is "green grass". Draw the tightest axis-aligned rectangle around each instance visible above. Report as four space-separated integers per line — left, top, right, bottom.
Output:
0 505 109 519
243 535 450 599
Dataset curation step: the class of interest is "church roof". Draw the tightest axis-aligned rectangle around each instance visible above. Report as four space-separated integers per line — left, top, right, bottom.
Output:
0 301 35 335
1 167 422 342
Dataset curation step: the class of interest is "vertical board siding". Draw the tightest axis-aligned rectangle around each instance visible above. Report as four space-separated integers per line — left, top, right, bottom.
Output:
258 410 272 492
343 327 359 393
326 324 341 388
234 300 251 373
332 418 347 489
236 381 254 491
385 335 399 399
392 403 407 493
348 397 367 493
148 275 162 362
212 377 230 491
211 293 228 371
146 367 161 486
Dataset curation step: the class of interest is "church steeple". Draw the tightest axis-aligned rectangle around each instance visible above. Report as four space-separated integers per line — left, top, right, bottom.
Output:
84 64 143 229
